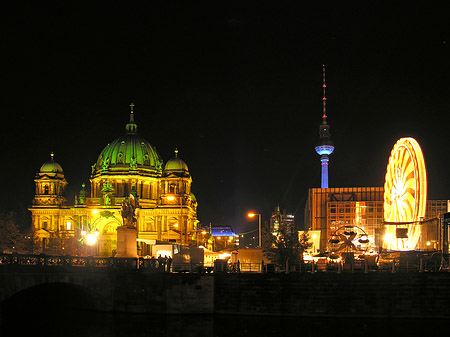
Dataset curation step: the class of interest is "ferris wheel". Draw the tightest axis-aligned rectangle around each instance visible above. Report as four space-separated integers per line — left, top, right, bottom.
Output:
383 137 427 250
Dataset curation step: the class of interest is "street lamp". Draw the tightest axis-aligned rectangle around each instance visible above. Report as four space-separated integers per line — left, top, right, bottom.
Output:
247 212 262 248
81 227 100 256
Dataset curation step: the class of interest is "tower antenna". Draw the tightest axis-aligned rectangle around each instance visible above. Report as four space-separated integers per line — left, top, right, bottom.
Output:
322 64 327 120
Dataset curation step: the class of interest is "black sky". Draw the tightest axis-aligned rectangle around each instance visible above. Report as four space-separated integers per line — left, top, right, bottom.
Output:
2 3 449 232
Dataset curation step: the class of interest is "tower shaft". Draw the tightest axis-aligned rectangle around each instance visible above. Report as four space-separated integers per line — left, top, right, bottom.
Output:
320 155 329 188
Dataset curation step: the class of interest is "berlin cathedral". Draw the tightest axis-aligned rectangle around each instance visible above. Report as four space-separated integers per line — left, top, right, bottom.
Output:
29 105 198 256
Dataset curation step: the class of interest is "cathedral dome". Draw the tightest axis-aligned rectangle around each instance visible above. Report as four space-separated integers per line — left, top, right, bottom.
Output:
164 149 189 176
92 108 163 177
39 153 64 175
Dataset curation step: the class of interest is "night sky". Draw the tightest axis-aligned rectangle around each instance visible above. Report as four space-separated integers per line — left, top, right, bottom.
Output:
2 3 449 233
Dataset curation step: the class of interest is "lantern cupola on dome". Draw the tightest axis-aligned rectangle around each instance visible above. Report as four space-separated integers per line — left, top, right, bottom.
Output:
164 148 190 177
39 152 64 177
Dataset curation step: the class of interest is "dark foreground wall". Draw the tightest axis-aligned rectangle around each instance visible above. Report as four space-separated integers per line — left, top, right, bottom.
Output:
214 273 450 318
1 269 450 318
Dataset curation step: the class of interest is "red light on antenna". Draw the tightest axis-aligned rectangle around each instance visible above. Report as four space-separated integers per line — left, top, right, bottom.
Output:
322 98 327 101
323 85 326 88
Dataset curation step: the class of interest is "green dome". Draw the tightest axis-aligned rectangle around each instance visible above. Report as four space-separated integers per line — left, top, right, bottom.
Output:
92 110 163 177
164 149 189 174
40 153 64 175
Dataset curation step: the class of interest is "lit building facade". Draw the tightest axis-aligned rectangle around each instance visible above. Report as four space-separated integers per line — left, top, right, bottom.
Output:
209 226 239 250
29 106 198 256
305 187 448 252
270 205 295 236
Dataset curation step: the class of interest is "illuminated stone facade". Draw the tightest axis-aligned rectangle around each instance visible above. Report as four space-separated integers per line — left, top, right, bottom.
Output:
29 106 198 256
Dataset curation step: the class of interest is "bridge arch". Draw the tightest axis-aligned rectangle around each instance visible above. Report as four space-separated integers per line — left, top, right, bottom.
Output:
0 281 104 336
1 281 97 314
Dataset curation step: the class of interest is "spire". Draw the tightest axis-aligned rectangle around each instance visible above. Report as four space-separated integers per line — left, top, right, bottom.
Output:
174 148 179 157
125 103 138 134
322 64 327 121
50 151 54 161
319 65 331 139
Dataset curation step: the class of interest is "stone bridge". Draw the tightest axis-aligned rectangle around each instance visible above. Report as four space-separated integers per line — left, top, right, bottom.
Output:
0 254 214 325
1 253 450 323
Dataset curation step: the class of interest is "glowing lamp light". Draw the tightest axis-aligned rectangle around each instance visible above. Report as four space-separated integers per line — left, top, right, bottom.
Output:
81 230 87 236
85 233 98 246
219 253 231 260
167 196 175 201
247 213 256 218
156 250 172 258
92 210 99 215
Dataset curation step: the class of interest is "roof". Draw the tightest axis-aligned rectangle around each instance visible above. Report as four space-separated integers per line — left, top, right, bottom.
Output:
163 149 189 176
209 226 238 237
92 108 163 177
38 153 64 178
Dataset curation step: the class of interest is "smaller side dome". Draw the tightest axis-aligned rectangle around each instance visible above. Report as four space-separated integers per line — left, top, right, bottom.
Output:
39 152 64 175
164 149 189 175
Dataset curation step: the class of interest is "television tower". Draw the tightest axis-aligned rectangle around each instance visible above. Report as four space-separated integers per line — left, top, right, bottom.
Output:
315 64 334 188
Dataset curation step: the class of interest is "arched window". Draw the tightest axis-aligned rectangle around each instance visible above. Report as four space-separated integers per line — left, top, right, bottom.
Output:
144 217 155 232
169 184 177 194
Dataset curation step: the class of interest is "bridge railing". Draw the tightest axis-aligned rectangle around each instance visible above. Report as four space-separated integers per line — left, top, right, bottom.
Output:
0 253 145 270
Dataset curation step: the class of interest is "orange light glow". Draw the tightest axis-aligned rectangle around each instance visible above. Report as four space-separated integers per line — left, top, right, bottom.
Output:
85 233 98 246
383 137 427 250
247 213 256 218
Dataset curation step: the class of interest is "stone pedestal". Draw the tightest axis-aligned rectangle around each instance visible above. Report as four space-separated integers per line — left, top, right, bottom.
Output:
115 226 138 258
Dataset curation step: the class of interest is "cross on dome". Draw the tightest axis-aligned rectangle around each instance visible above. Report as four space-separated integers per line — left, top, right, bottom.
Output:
125 103 137 134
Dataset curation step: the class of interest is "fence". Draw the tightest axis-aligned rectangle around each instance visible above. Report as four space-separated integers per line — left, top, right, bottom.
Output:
0 252 446 273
